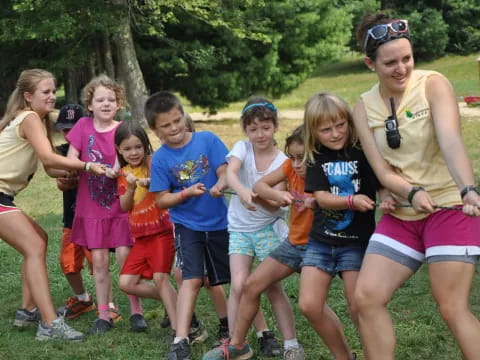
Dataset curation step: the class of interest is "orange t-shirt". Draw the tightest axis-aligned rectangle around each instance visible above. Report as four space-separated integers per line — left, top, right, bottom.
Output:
117 164 173 239
282 159 313 246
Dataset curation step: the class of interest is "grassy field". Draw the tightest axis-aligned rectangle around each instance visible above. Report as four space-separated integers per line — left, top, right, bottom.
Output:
1 55 480 359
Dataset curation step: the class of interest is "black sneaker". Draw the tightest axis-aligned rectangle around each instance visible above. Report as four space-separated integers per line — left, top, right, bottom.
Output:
212 319 230 347
88 318 113 335
167 338 191 360
161 311 171 328
130 314 147 332
258 330 282 357
188 319 208 344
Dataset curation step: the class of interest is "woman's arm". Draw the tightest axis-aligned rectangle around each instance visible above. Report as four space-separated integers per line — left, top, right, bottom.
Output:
352 100 436 213
21 113 105 176
427 74 480 215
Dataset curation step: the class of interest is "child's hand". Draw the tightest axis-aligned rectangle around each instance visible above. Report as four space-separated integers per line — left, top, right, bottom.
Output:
56 174 78 192
379 194 397 214
304 197 317 210
105 168 118 179
88 163 107 176
186 183 207 197
352 194 375 212
238 189 257 211
210 182 225 198
125 173 138 189
273 190 294 206
137 177 150 188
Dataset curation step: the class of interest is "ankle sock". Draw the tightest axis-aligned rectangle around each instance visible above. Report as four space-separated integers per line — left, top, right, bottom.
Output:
98 304 110 321
75 292 90 302
128 295 143 315
174 336 189 344
284 338 299 349
256 330 268 338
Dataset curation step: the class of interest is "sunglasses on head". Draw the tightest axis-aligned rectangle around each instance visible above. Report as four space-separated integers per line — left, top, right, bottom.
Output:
363 19 409 53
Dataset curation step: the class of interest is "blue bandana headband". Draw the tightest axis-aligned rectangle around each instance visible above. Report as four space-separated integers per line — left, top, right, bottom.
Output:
241 102 277 116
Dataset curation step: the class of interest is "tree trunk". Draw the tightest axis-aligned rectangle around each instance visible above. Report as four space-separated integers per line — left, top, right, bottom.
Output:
102 33 115 78
111 0 148 126
63 66 91 105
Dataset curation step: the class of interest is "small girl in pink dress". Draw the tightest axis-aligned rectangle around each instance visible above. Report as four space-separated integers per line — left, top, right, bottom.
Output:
66 75 138 334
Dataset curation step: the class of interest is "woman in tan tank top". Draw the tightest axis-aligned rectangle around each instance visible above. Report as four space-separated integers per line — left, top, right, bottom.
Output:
0 69 105 341
351 14 480 360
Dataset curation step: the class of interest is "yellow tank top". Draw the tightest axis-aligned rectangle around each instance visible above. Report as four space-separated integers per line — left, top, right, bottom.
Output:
0 111 39 197
361 70 461 220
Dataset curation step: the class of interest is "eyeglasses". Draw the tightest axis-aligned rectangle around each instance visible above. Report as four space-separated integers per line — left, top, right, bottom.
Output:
363 20 409 53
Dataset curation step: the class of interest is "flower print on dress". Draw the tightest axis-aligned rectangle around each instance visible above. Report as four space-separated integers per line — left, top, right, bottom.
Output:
86 134 117 209
170 155 210 188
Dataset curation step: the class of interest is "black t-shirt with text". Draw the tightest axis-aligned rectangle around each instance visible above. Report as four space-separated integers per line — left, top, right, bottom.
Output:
305 145 379 246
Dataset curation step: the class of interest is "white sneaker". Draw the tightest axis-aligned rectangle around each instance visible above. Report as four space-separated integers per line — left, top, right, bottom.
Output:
284 345 305 360
35 317 84 341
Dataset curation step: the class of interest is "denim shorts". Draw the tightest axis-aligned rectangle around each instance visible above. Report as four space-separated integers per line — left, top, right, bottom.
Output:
229 223 281 261
268 239 306 273
174 224 230 286
302 239 367 277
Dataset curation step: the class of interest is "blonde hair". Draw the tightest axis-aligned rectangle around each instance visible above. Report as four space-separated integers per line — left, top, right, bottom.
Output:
303 92 357 164
81 74 126 110
0 69 55 133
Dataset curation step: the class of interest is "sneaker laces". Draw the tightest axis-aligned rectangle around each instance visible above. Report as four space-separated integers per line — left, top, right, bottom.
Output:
220 340 231 360
65 297 77 308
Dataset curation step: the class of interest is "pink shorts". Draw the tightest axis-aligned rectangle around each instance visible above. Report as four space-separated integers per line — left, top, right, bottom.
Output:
368 208 480 269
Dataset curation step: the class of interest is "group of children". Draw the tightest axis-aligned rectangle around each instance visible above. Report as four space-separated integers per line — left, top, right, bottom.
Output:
24 71 383 360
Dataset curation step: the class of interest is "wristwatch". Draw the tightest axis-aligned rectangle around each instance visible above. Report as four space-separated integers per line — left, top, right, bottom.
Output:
460 185 480 199
408 186 425 205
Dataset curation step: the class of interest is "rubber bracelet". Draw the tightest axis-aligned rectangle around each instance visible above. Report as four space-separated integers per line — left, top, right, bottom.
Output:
84 162 91 172
460 185 479 199
180 189 187 201
408 186 425 205
347 195 354 210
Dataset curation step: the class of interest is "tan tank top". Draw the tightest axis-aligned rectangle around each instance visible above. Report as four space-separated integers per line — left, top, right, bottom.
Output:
0 111 40 196
361 70 461 220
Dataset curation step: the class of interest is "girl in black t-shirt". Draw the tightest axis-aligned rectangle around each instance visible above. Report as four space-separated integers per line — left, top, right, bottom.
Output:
299 92 390 360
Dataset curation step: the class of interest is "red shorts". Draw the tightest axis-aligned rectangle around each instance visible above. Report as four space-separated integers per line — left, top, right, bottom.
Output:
121 231 175 278
59 228 93 274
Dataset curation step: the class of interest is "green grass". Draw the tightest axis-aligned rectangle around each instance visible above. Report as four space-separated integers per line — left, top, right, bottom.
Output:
1 54 480 359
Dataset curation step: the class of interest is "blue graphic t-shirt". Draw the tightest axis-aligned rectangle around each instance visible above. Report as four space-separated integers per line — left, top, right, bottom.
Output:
150 131 229 231
305 145 379 246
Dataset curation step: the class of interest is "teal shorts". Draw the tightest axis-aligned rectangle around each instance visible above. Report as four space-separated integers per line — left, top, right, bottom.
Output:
229 223 281 261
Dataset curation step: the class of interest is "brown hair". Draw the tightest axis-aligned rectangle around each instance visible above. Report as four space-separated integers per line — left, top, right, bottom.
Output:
240 96 278 132
356 13 410 60
144 91 184 129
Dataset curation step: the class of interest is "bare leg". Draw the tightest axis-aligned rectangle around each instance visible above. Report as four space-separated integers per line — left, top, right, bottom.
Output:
91 249 111 313
0 212 57 324
341 270 361 329
205 281 228 319
429 261 480 360
354 254 414 360
175 278 202 338
231 257 295 347
299 266 351 359
227 254 254 334
153 273 178 330
65 273 87 295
